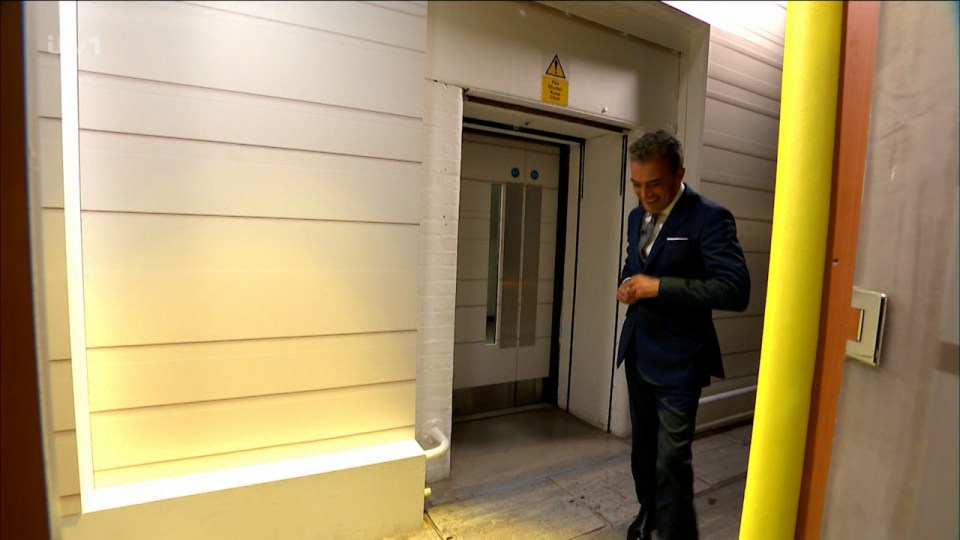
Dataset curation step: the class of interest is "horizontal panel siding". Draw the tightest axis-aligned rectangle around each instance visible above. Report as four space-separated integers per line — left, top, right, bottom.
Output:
37 67 422 162
95 426 415 488
714 253 770 318
702 374 759 399
56 431 80 496
82 213 418 347
40 210 70 360
91 381 415 471
704 99 779 161
40 120 422 224
76 2 424 118
87 332 417 412
715 316 763 355
37 0 426 485
80 129 420 223
38 119 63 207
369 1 427 18
700 182 775 222
708 40 783 101
185 1 427 52
735 219 773 253
50 360 75 431
721 351 761 380
701 145 777 193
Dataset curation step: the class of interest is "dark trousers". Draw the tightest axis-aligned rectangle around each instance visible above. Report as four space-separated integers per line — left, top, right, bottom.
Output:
624 358 702 540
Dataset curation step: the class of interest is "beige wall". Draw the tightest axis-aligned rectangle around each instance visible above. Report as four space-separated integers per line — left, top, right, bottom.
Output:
27 0 426 532
821 2 959 538
427 1 680 129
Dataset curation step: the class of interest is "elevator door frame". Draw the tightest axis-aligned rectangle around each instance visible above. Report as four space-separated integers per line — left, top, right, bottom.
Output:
453 127 573 419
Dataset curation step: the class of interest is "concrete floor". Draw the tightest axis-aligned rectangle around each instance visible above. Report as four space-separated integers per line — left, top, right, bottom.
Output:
400 407 751 540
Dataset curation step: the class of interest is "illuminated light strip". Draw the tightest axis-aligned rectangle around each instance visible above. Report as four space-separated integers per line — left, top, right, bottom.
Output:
59 0 96 513
85 440 424 512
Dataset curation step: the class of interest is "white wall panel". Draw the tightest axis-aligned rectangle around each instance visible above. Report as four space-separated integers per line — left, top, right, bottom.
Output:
708 77 779 119
77 130 420 223
186 1 427 52
81 213 418 347
77 2 423 118
708 41 783 101
735 219 773 253
700 181 775 222
714 253 770 318
35 53 61 118
39 72 421 162
370 1 426 18
86 332 416 412
702 374 759 399
56 431 81 496
721 351 761 380
50 360 76 432
715 316 764 355
41 209 71 361
39 118 64 207
704 98 779 160
90 381 415 470
701 145 777 193
29 0 428 521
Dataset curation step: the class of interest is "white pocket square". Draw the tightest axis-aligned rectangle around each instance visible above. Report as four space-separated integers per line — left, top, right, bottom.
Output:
666 237 688 241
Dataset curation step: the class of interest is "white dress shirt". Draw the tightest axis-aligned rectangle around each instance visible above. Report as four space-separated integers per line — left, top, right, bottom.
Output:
641 182 686 258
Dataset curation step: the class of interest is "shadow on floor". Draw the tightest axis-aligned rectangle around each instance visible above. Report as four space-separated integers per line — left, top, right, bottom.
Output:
399 407 751 540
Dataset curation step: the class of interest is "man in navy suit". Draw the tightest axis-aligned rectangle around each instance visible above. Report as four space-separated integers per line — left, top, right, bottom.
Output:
616 131 750 540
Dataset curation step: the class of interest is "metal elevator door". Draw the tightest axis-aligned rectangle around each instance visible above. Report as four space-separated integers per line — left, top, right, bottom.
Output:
453 132 561 417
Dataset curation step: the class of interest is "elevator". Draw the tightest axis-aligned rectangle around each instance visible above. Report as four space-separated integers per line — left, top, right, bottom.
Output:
452 131 565 417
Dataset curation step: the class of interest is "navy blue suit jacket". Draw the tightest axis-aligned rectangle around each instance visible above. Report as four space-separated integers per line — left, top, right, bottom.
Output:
617 185 750 389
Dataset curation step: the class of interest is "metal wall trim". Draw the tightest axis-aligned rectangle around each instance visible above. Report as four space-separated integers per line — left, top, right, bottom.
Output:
519 186 542 346
499 183 524 348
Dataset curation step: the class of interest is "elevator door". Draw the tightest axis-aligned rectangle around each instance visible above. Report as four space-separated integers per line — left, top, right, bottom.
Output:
453 132 561 415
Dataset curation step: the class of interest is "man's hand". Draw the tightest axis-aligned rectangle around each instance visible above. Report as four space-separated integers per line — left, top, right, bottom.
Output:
616 274 661 304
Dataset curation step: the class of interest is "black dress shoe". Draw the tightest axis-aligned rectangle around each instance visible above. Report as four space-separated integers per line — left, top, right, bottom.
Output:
626 507 655 540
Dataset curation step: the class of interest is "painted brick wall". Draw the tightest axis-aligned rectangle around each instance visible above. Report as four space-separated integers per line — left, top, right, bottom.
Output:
417 81 463 482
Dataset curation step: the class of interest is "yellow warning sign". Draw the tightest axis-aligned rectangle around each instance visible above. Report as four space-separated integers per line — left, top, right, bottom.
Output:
541 54 568 107
545 55 566 78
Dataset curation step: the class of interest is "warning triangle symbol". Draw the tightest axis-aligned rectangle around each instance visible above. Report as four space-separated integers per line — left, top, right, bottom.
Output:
545 55 566 79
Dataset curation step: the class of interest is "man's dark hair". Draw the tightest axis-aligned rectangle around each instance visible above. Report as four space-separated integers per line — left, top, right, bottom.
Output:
628 130 684 172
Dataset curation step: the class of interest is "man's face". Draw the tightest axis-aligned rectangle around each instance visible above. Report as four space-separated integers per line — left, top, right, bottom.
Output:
629 158 685 214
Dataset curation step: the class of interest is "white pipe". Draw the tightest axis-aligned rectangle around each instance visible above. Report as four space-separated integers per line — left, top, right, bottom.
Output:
422 425 450 461
698 385 758 406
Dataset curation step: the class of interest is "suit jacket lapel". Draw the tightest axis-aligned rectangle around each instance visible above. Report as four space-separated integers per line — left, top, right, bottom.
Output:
643 187 694 268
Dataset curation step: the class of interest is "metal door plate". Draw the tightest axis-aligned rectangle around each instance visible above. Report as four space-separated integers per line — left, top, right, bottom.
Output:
846 287 887 367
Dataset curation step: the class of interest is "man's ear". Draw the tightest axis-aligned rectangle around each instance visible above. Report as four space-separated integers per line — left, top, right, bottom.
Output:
675 167 686 183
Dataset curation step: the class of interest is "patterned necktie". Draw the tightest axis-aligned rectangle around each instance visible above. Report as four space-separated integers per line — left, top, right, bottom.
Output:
639 213 659 262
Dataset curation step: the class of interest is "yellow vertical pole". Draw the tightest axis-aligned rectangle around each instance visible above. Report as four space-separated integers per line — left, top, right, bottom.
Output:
739 2 843 539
